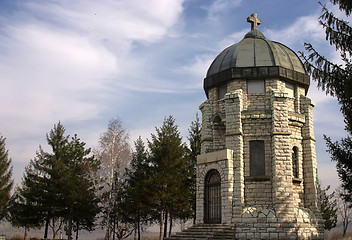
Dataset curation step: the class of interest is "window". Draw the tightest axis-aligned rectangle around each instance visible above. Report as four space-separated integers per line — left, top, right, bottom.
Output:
247 79 265 94
286 82 295 98
249 140 265 176
218 84 227 99
292 147 298 178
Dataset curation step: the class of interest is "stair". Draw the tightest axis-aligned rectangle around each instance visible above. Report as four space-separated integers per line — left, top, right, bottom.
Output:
165 224 236 240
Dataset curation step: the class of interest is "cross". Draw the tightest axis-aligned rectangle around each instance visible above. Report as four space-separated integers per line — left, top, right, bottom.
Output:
247 13 261 31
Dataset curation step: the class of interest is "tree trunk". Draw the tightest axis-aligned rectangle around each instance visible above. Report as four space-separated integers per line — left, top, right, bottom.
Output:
163 210 168 239
112 217 116 240
138 219 141 240
67 219 73 240
52 218 57 239
44 218 49 239
75 222 79 240
168 216 173 237
137 209 141 240
159 209 164 240
23 226 28 240
343 220 348 237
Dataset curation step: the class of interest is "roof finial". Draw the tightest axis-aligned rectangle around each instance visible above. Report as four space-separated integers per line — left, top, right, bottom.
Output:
247 13 261 31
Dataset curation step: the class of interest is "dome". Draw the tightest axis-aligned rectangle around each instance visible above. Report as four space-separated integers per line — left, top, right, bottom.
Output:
204 14 310 97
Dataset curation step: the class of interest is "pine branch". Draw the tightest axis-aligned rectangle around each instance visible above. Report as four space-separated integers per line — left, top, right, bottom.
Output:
319 3 352 54
328 0 352 16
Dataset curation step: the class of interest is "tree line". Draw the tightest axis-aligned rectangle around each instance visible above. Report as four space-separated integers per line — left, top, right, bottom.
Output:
0 0 352 239
0 114 201 240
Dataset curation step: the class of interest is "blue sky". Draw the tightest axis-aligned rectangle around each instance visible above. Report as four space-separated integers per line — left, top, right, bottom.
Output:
0 0 349 190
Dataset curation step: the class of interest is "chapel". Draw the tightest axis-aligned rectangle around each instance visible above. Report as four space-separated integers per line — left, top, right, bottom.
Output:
194 13 324 239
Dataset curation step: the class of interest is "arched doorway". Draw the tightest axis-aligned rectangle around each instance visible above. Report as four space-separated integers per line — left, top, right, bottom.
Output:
204 169 221 223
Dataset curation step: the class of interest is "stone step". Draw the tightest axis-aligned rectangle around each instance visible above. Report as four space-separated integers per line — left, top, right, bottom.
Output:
165 224 235 240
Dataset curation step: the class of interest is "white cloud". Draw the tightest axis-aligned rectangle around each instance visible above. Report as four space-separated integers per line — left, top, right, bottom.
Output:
0 24 116 137
265 15 324 46
0 0 185 167
182 54 214 84
218 29 248 49
25 0 184 44
206 0 242 19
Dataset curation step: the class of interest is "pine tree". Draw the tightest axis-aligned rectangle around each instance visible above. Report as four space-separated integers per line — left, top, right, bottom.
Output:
317 183 337 230
187 113 201 223
9 122 99 240
121 136 151 240
300 0 352 203
0 135 13 221
147 116 192 239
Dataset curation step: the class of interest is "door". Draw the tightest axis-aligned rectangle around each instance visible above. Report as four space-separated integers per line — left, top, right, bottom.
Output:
204 169 221 223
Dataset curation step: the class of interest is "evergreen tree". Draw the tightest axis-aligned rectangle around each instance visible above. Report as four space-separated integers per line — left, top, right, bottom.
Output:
121 136 151 240
147 116 192 239
0 135 13 221
187 113 201 223
10 122 99 240
300 1 352 203
317 183 337 230
8 190 43 239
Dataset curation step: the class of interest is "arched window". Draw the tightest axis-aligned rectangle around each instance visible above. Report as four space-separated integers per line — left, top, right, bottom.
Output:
204 169 221 223
292 147 298 178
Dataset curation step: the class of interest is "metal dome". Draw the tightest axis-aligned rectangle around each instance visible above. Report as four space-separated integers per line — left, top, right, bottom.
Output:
204 14 310 97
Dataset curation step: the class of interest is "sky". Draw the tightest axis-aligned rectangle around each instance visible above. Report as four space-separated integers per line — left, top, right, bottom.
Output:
0 0 349 191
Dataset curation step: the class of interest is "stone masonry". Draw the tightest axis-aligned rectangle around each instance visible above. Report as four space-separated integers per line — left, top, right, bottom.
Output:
195 14 324 240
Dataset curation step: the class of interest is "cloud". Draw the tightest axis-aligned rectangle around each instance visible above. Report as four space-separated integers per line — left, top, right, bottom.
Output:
182 54 214 85
0 24 116 137
265 15 324 46
0 0 186 134
0 0 186 170
206 0 242 20
24 0 184 44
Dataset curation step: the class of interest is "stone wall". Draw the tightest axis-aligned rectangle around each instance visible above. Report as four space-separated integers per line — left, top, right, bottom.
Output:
196 149 234 224
197 77 324 239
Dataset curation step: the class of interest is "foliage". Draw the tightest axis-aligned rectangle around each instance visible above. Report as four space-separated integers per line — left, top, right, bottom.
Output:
147 116 193 239
187 113 201 222
0 135 13 221
9 122 99 240
317 183 338 230
94 117 131 240
120 136 152 240
300 0 352 205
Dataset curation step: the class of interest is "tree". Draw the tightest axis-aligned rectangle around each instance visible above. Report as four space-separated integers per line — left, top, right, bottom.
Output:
95 117 131 240
8 189 43 239
0 135 13 221
187 113 201 223
147 116 192 239
336 186 352 237
121 136 152 240
317 183 337 230
300 1 352 203
9 122 99 240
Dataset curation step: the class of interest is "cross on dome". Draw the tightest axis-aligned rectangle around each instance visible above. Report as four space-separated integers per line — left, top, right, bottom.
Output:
247 13 261 31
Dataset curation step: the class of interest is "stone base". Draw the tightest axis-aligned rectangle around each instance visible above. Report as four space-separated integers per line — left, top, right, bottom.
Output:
233 206 324 240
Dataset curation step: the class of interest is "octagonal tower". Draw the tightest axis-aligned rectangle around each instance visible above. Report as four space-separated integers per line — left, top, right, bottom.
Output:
196 14 324 239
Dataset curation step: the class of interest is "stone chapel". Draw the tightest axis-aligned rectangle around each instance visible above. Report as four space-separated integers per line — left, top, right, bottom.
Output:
188 14 324 239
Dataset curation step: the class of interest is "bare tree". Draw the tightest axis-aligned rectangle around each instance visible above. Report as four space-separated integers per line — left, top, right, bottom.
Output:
95 117 131 240
336 186 352 237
